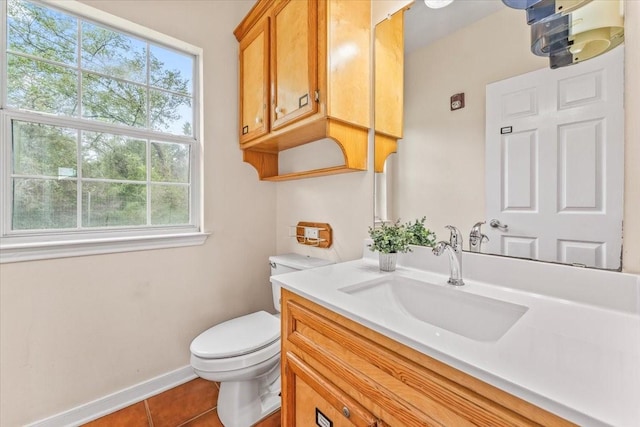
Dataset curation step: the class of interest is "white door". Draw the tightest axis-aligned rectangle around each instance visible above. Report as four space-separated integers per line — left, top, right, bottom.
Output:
485 47 624 269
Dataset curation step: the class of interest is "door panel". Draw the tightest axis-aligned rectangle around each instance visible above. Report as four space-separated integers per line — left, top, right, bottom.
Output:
502 236 538 260
502 130 537 211
558 69 603 109
558 240 605 266
501 87 538 119
558 119 603 211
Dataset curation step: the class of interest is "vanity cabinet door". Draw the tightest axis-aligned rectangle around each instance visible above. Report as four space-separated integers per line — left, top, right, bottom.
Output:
270 0 318 131
283 351 379 427
239 17 269 144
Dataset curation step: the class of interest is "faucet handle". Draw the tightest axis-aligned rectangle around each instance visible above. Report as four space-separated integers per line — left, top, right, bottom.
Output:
471 221 485 231
470 222 488 240
432 241 447 256
469 222 489 252
445 225 463 251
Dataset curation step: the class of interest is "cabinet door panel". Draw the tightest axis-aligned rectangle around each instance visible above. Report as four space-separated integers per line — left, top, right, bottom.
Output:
284 352 378 427
239 18 269 144
271 0 318 130
374 9 403 138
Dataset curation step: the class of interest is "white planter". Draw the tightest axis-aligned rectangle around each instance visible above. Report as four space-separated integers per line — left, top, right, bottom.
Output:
378 252 398 272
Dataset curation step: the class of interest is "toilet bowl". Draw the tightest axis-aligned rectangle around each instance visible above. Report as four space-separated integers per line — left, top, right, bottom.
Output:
190 311 281 427
189 254 333 427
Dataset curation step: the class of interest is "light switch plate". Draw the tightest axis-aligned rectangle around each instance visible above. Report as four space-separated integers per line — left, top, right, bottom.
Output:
451 93 465 111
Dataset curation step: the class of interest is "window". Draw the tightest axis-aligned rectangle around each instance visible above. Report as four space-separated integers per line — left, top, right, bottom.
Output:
1 0 206 262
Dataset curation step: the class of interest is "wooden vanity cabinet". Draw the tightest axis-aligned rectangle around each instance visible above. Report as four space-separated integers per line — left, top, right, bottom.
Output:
281 289 575 426
234 0 371 181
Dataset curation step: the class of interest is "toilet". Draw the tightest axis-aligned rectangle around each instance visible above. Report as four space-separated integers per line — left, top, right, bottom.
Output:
189 253 333 427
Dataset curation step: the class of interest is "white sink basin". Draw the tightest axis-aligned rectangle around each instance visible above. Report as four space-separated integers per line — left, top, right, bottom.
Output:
340 276 528 342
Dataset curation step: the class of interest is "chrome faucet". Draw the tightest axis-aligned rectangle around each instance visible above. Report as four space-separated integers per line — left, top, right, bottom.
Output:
469 221 489 253
432 225 464 286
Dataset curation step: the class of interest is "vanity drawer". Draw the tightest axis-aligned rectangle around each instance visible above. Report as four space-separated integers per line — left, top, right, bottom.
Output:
284 351 380 427
281 289 574 427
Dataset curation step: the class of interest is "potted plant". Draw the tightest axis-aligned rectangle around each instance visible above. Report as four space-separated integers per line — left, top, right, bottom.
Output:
405 216 437 248
368 220 411 271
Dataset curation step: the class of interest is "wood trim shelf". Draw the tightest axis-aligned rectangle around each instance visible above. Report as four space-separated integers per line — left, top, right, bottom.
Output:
260 166 358 181
242 118 368 181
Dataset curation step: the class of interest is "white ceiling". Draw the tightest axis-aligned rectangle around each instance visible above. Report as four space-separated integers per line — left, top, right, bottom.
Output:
404 0 506 53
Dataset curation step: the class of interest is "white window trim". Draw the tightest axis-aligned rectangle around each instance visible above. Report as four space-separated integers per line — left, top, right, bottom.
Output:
2 232 210 263
0 0 209 263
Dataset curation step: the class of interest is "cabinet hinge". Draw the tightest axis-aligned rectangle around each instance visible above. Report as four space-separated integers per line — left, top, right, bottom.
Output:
314 90 319 102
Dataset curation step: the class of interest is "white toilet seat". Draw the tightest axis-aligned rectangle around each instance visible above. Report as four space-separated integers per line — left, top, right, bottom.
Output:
190 337 280 372
190 311 281 372
191 311 280 358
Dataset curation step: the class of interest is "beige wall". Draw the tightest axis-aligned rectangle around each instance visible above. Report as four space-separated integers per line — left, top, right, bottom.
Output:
275 169 374 263
0 1 280 426
393 4 640 273
275 140 374 262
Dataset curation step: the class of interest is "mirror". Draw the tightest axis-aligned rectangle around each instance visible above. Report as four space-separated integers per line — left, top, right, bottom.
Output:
374 1 625 270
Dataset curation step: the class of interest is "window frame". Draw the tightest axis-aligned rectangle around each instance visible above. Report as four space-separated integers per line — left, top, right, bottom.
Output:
0 0 208 263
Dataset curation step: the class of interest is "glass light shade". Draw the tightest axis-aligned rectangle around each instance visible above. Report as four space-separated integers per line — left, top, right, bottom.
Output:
526 0 593 24
502 0 543 9
531 0 624 68
424 0 454 9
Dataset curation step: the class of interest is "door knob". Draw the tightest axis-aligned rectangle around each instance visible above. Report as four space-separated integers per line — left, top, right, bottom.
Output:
489 219 508 231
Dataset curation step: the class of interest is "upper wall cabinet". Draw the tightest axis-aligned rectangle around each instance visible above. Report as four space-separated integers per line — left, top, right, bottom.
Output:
234 0 371 181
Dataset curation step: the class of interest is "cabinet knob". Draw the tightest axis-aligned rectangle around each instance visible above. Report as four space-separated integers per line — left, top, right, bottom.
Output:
255 117 262 124
342 406 350 418
275 106 284 114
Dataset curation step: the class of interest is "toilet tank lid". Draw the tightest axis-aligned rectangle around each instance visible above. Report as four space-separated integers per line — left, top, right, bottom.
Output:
269 253 334 270
190 311 279 359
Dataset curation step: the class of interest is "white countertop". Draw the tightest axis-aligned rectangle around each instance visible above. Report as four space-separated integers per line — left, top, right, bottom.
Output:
272 250 640 426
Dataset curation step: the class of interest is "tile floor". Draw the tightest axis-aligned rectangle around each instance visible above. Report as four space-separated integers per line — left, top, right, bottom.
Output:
83 378 281 426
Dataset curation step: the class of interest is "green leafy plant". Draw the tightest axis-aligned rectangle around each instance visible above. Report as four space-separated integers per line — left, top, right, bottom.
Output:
368 220 411 254
405 216 437 247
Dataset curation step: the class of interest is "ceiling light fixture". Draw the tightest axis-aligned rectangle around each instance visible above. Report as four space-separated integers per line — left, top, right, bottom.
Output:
424 0 454 9
529 0 624 68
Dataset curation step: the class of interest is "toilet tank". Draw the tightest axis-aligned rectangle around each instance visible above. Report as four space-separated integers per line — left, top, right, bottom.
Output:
269 253 334 312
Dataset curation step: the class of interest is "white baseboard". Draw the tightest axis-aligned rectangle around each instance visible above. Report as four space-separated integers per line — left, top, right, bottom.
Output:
26 366 197 427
